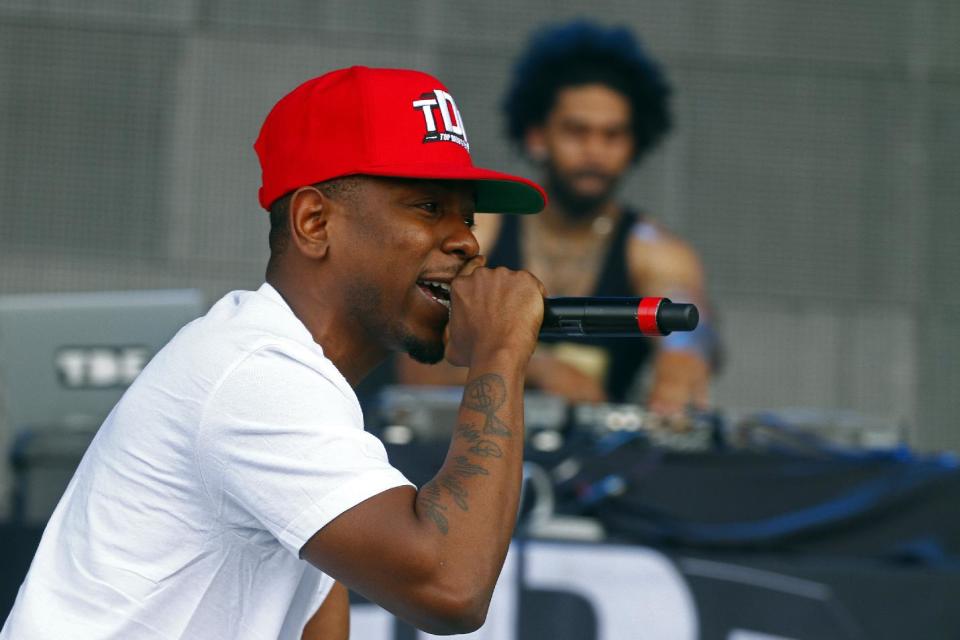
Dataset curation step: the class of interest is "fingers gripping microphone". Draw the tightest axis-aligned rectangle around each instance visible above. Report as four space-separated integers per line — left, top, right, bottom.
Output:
539 297 699 338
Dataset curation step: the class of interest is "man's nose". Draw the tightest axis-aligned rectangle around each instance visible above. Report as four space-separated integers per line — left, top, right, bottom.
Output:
441 217 480 260
582 131 612 163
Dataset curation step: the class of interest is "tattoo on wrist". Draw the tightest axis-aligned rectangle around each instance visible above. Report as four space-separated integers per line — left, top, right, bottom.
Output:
463 373 511 437
419 374 510 535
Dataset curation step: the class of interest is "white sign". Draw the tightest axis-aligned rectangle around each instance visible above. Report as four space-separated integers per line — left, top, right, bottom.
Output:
349 541 698 640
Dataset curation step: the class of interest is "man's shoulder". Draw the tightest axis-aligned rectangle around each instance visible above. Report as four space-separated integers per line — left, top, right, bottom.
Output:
148 286 348 406
176 286 321 363
624 210 698 255
623 211 705 294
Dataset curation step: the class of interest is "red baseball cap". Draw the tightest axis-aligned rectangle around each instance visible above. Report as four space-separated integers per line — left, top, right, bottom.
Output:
254 66 546 214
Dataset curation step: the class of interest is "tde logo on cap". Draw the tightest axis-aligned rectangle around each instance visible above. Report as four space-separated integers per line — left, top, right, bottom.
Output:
412 89 470 151
255 67 546 215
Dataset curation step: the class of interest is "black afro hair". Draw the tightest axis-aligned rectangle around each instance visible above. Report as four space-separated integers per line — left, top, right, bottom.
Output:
503 19 673 162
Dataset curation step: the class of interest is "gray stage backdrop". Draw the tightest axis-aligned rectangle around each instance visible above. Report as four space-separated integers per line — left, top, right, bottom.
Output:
0 1 957 451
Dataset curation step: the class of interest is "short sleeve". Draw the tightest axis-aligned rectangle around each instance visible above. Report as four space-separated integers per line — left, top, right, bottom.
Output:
196 345 413 556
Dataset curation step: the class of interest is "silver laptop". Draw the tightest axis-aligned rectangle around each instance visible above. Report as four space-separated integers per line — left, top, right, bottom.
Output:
0 289 205 521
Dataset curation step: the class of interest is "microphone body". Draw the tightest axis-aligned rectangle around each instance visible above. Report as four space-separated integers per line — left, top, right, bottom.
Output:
539 297 698 338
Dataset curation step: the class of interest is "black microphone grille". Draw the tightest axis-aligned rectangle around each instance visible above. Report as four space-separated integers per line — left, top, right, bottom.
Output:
657 302 699 333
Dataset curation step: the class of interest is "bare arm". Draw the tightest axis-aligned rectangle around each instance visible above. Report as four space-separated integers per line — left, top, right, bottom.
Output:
301 581 349 640
301 266 543 635
524 347 608 403
627 223 712 414
626 222 707 305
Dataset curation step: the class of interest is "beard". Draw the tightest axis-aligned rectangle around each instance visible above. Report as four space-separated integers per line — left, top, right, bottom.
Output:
545 161 622 220
345 280 447 365
400 330 446 364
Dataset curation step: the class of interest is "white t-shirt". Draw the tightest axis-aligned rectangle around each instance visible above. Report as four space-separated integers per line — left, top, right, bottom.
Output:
1 283 413 639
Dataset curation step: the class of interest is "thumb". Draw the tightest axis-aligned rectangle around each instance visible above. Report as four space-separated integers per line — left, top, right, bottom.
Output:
458 254 487 278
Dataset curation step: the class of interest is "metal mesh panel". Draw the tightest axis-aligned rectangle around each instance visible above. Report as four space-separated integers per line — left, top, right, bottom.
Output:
0 0 957 449
0 23 180 260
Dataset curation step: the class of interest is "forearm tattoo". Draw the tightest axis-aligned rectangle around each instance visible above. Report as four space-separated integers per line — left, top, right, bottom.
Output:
455 423 481 443
439 476 469 511
463 373 510 437
419 374 514 534
417 482 449 534
455 423 504 458
452 455 489 477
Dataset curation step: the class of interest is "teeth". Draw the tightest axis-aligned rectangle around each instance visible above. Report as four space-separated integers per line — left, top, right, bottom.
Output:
423 280 450 291
418 280 451 310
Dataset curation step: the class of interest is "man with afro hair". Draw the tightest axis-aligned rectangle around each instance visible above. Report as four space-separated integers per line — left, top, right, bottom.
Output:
400 20 717 413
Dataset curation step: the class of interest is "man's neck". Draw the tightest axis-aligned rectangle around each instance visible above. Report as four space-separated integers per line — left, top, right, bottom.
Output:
266 270 388 387
537 198 621 235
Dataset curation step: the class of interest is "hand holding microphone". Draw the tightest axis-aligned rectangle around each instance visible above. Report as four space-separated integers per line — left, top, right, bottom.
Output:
445 261 545 368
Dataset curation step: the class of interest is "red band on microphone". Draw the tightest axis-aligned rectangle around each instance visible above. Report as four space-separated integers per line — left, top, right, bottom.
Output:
636 297 663 336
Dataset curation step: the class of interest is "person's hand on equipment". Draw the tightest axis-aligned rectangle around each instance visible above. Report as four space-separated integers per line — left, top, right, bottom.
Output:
526 353 608 404
646 350 709 417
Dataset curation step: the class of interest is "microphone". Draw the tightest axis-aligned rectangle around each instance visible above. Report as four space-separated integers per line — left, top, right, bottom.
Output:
539 297 698 338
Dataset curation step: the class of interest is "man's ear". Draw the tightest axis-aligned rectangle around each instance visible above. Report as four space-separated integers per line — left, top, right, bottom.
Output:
524 127 548 163
288 186 331 260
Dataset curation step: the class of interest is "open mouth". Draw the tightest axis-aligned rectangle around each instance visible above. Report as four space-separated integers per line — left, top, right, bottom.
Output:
417 279 451 310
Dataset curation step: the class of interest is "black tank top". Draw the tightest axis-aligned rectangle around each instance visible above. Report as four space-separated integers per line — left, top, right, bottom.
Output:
486 209 654 402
